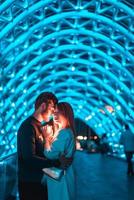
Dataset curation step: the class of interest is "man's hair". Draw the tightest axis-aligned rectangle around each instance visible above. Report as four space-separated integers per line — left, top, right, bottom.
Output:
35 92 58 110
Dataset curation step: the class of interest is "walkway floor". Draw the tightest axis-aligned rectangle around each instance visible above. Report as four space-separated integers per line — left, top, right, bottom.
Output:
74 151 134 200
0 151 134 200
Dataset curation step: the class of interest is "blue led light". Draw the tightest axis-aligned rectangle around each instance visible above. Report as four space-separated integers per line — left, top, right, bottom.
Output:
0 0 134 158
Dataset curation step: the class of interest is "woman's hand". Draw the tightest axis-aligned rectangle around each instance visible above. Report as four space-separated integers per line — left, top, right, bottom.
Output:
42 125 55 150
42 125 53 139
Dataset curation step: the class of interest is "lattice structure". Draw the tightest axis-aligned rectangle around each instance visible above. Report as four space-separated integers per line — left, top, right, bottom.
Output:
0 0 134 157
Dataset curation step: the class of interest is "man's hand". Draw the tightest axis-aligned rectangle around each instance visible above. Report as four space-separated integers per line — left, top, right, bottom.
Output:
59 154 73 170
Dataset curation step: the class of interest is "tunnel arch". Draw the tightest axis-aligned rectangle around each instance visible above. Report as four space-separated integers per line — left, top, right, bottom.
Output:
0 0 134 157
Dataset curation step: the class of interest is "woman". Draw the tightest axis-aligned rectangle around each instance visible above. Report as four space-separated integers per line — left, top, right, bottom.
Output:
42 102 76 200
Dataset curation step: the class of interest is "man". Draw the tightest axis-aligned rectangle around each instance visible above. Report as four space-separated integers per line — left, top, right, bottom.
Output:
120 124 134 176
17 92 72 200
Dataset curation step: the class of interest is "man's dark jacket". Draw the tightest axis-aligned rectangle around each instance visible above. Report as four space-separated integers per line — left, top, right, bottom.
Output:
17 116 59 182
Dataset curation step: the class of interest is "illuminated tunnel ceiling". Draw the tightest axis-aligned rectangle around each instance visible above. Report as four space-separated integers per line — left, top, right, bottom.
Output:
0 0 134 157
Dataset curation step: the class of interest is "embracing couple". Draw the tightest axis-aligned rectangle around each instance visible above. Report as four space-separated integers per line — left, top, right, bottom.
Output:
17 92 76 200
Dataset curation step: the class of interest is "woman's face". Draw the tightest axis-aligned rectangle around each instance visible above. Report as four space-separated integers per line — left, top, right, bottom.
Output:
54 108 68 128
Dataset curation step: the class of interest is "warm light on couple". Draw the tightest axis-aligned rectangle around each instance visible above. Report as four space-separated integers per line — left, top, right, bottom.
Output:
17 92 76 200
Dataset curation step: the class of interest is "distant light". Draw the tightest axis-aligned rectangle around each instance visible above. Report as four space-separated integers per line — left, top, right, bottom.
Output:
36 79 40 83
24 112 28 116
1 129 5 134
23 43 28 49
5 145 9 150
11 89 15 93
12 115 15 119
0 102 4 107
77 136 84 140
91 112 95 116
114 144 119 147
78 105 83 109
11 103 15 107
75 6 78 10
13 126 16 129
85 115 92 121
112 112 115 117
23 102 27 106
105 65 109 70
23 89 27 93
116 89 121 94
87 82 91 86
99 109 105 114
23 76 27 80
94 136 98 140
112 133 115 137
76 140 82 150
2 140 6 144
105 105 114 113
11 145 15 149
11 73 15 77
22 60 27 66
120 154 125 158
71 66 75 71
116 105 121 110
83 136 87 140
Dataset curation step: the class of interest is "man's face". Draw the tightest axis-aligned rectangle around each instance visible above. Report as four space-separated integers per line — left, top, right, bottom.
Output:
47 100 55 115
41 100 55 119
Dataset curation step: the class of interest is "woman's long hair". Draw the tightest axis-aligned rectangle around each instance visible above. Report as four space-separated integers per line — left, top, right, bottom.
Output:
56 102 76 138
43 102 76 150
